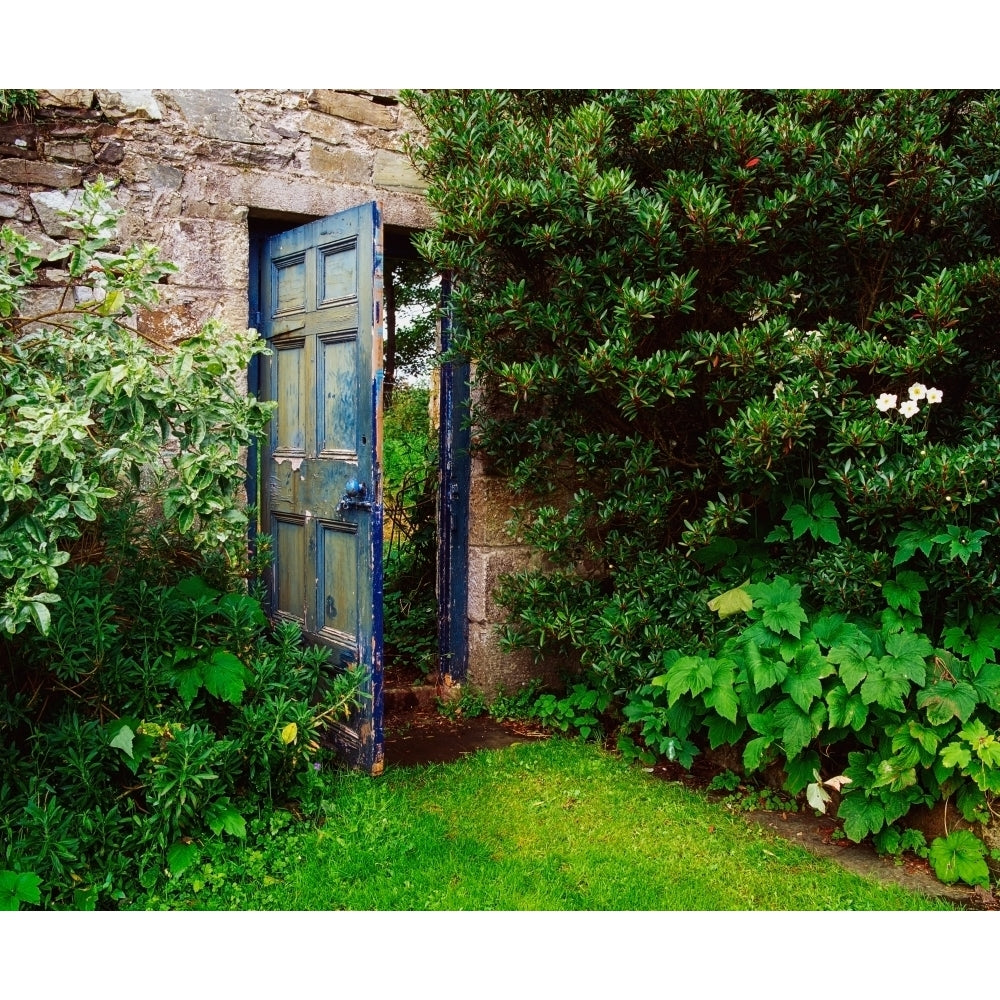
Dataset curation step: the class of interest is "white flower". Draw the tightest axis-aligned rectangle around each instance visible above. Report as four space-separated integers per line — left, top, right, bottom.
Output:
773 382 785 398
926 387 943 404
876 393 897 412
909 383 927 400
899 399 920 418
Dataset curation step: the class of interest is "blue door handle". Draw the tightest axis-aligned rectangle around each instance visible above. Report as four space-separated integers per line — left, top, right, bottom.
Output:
338 479 373 512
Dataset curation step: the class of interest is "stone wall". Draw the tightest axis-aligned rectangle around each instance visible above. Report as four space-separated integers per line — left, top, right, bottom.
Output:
0 88 556 698
1 89 431 340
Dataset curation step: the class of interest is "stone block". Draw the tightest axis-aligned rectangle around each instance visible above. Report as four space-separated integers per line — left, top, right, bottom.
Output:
29 188 84 237
38 90 95 109
161 90 258 143
466 624 568 700
373 149 427 194
16 285 66 325
309 91 397 129
468 473 522 547
467 544 541 624
157 217 248 291
308 144 371 185
300 111 349 147
0 123 38 156
137 300 209 346
96 90 162 121
150 164 184 193
46 141 94 165
0 195 19 218
0 158 82 188
94 138 126 165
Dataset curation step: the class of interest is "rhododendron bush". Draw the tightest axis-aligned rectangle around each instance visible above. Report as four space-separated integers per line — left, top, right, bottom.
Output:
407 90 1000 873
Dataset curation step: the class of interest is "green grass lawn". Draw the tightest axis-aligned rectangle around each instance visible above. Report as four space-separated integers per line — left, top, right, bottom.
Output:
135 739 950 911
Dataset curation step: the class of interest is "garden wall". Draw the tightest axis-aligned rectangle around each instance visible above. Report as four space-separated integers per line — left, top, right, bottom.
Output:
0 88 549 697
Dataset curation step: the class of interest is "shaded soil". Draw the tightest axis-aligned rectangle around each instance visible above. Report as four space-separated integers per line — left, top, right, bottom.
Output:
383 682 546 767
381 678 1000 909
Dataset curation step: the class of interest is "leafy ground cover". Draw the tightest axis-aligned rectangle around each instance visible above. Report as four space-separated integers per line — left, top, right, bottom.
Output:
132 739 949 911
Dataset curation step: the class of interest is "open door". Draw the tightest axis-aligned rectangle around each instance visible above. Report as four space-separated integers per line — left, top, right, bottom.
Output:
258 203 385 774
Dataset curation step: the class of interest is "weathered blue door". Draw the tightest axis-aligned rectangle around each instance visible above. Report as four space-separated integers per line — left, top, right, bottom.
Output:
259 203 385 774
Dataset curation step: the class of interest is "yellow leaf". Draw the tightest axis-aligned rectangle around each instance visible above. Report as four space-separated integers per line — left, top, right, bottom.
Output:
280 722 298 745
707 581 753 619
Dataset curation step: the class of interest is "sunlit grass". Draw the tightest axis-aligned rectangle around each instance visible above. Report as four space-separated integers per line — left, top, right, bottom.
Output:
136 739 950 911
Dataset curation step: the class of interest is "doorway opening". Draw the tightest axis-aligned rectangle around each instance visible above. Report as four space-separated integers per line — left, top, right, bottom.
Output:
247 210 467 766
381 253 440 691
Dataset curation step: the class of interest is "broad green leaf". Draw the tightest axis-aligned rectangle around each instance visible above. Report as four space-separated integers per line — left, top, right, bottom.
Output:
860 668 910 712
892 523 936 566
781 641 834 712
702 658 738 722
928 831 990 886
742 735 772 773
783 751 820 794
814 518 842 545
826 684 869 731
932 526 989 565
205 800 247 838
837 793 886 842
109 723 135 759
174 575 221 601
705 714 746 749
881 630 932 685
956 784 989 824
970 662 1000 703
891 719 940 761
810 613 868 652
871 755 917 793
746 644 788 694
882 571 927 616
945 615 1000 673
917 681 979 726
173 663 205 708
173 665 204 708
785 502 812 540
762 600 808 638
167 842 200 877
663 655 714 706
202 650 250 705
746 576 802 609
828 645 871 693
0 870 42 910
773 698 824 758
706 582 752 619
940 741 972 770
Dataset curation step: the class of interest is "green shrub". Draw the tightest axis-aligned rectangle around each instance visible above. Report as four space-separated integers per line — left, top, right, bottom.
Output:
1 177 274 637
1 563 361 908
407 89 1000 872
0 179 360 907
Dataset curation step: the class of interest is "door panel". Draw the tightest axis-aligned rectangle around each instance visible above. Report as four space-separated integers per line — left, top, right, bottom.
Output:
259 203 384 774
